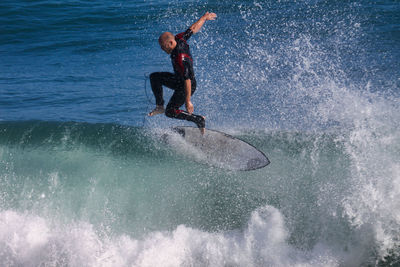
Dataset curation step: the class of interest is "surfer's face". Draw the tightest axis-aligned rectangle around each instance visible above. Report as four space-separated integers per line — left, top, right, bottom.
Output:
159 39 175 54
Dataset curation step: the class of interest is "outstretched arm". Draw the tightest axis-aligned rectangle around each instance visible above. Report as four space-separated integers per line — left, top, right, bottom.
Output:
189 12 217 34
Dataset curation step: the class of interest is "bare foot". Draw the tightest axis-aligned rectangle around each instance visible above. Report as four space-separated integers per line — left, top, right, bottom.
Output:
148 105 165 116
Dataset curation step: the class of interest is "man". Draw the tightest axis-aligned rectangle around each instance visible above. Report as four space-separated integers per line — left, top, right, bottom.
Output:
148 12 217 134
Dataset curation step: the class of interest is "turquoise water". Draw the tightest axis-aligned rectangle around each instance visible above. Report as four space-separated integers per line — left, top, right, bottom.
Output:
1 1 400 266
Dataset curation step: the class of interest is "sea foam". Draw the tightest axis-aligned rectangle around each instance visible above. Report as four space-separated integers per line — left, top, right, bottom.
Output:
0 206 342 267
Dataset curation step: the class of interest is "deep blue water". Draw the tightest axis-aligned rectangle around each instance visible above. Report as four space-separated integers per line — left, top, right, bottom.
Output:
0 1 399 266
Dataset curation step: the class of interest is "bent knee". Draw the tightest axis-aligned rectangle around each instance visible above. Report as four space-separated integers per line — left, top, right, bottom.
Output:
149 72 158 81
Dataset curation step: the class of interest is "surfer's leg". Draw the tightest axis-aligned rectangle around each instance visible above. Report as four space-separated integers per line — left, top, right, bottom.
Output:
149 72 181 116
165 80 205 131
165 105 205 128
149 72 167 106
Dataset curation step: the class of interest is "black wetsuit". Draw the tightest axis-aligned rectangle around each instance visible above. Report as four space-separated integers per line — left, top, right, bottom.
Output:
150 29 205 128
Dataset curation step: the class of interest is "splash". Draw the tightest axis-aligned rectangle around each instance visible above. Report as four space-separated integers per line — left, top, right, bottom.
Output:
0 206 343 267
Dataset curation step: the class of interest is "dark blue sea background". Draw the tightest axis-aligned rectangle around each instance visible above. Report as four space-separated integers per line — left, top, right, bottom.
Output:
0 1 399 266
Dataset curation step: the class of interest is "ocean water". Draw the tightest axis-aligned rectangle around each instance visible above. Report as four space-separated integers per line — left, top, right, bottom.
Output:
1 0 399 266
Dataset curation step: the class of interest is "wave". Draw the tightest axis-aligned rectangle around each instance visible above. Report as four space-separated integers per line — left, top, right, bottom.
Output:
0 121 155 155
0 120 399 265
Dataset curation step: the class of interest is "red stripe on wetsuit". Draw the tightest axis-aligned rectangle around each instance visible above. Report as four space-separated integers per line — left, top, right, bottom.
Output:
175 53 192 77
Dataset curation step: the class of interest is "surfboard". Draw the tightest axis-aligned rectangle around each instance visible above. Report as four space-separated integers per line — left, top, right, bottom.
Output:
163 126 270 171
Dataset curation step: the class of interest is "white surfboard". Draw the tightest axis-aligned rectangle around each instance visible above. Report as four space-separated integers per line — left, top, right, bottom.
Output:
163 126 270 171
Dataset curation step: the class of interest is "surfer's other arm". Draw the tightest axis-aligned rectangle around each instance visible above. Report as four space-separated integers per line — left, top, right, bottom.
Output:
189 12 217 34
185 79 193 114
184 12 215 114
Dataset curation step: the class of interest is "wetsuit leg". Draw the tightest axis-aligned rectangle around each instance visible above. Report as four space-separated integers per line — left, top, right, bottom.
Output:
149 72 182 106
166 107 205 128
165 79 205 129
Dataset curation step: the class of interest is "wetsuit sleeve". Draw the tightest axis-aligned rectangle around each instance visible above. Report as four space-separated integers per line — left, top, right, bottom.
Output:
175 29 193 41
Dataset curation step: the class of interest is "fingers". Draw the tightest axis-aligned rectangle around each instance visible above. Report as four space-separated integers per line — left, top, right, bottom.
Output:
186 102 194 114
204 12 217 20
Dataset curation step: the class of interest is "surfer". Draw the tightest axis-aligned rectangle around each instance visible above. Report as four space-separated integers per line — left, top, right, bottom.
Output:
148 12 217 134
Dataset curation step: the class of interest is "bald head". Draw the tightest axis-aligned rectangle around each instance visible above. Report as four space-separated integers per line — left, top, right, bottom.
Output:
158 32 176 54
159 32 174 45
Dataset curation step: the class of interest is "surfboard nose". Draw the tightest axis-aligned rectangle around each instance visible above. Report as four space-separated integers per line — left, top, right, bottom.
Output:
246 157 270 171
